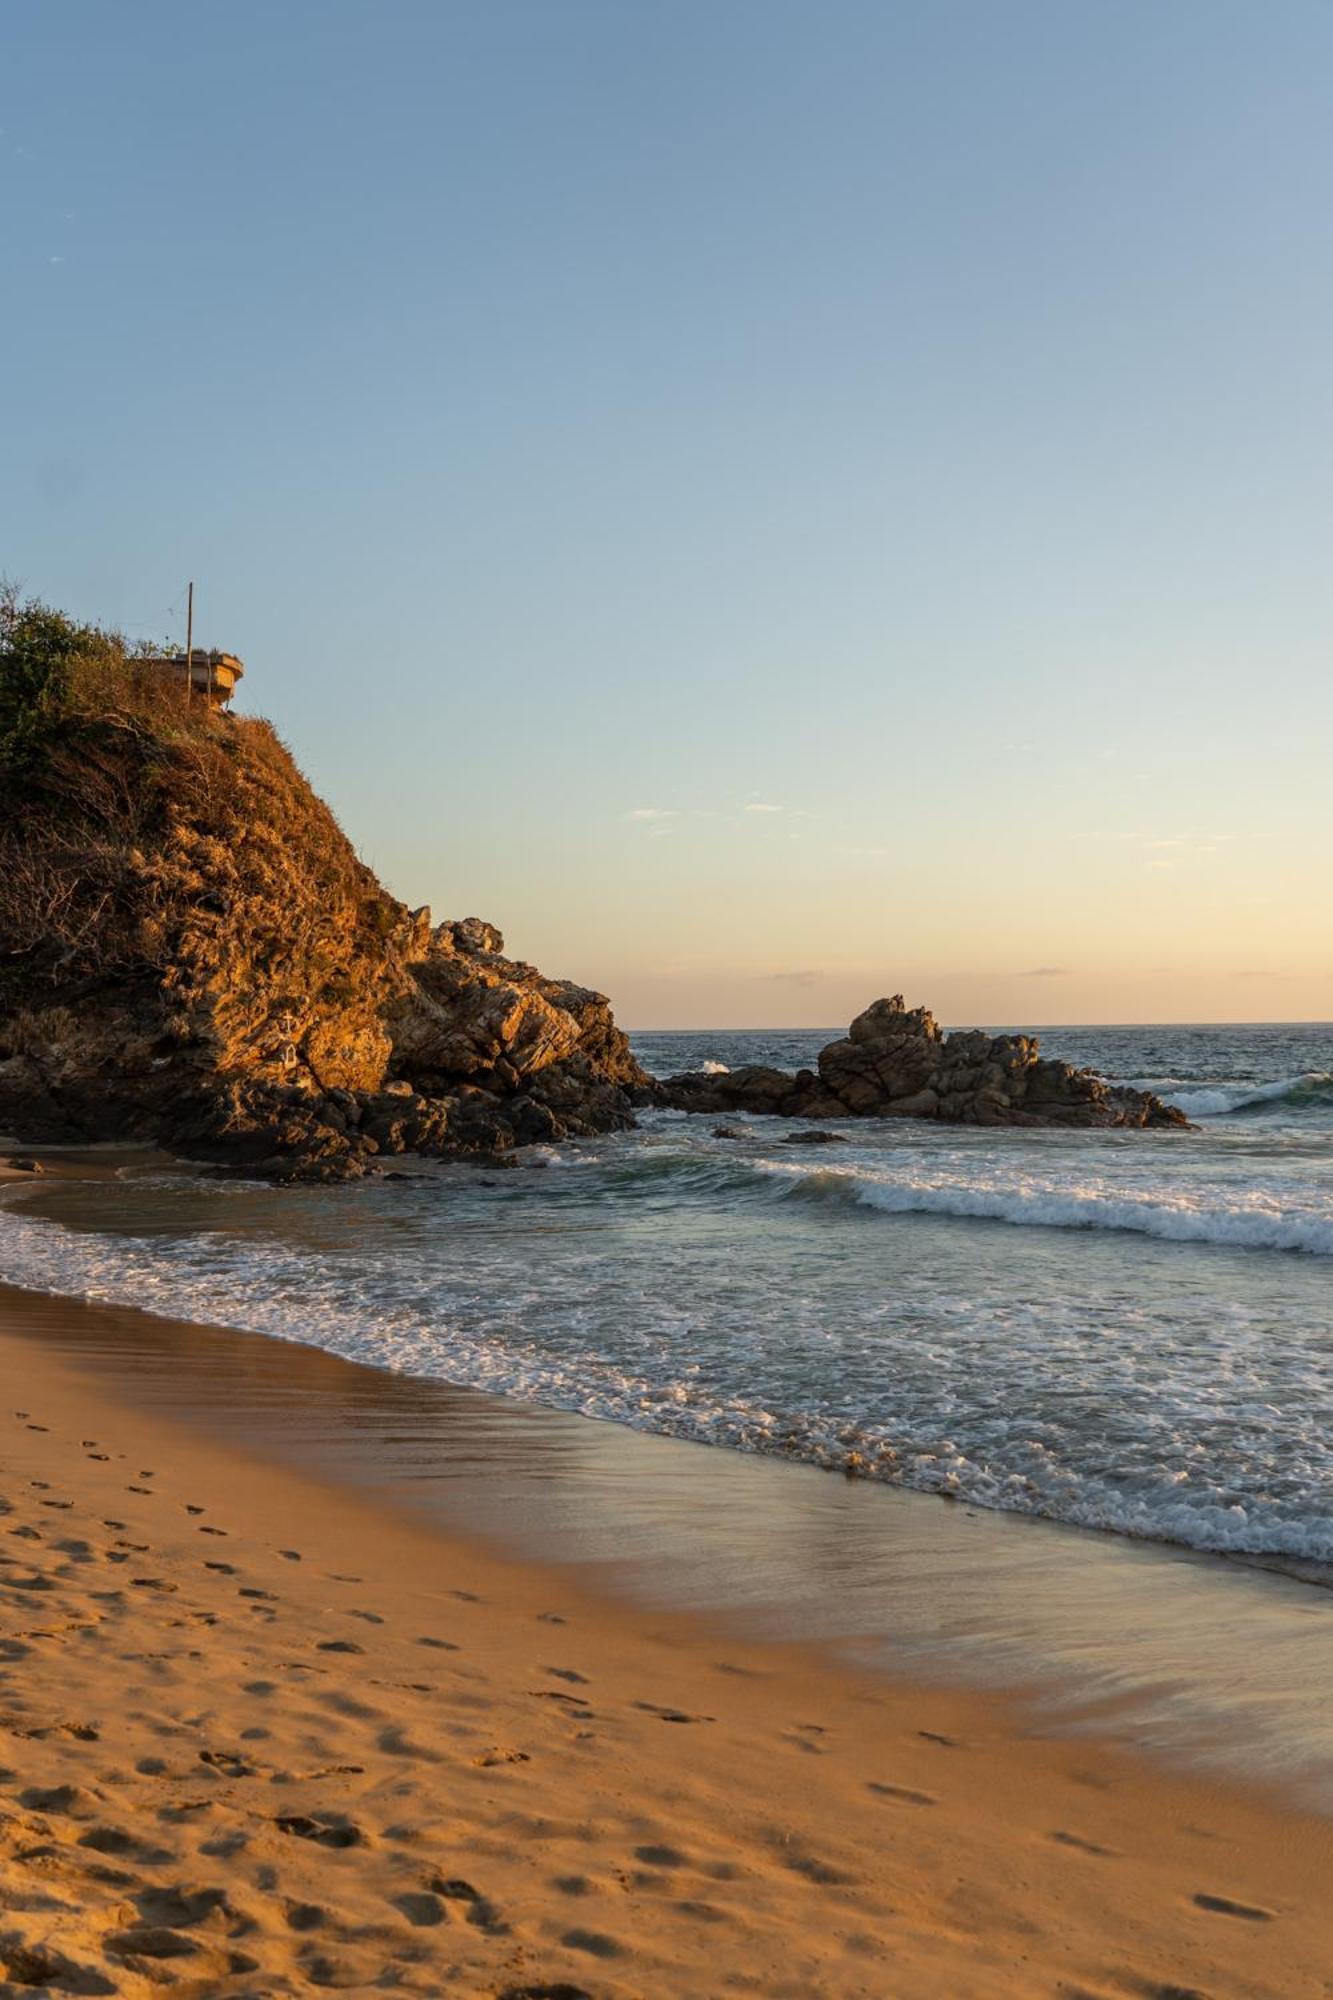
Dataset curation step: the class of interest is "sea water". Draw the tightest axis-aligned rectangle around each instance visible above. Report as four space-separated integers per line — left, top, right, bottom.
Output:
3 1023 1331 1569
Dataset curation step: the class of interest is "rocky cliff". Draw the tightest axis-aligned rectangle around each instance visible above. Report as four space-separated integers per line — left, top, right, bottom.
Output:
0 595 647 1179
659 997 1190 1129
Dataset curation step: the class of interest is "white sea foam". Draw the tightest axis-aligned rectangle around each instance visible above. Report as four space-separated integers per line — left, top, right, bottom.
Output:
1138 1072 1333 1117
3 1198 1333 1567
700 1059 731 1074
757 1159 1333 1255
3 1184 1333 1568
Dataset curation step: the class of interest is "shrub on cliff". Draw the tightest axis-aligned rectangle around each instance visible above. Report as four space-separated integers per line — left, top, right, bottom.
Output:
0 591 645 1172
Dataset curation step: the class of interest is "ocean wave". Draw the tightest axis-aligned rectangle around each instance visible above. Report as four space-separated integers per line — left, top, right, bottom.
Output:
700 1058 731 1075
3 1201 1333 1569
1137 1072 1333 1118
762 1160 1333 1255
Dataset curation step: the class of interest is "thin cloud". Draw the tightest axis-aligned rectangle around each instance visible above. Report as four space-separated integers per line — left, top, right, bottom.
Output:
1018 967 1070 978
743 801 783 814
624 807 679 822
766 970 823 986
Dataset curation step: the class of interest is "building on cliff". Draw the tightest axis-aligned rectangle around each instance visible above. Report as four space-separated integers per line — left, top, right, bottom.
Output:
144 649 244 710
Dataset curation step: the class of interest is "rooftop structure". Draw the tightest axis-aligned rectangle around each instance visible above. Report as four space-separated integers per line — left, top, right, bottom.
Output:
145 649 244 711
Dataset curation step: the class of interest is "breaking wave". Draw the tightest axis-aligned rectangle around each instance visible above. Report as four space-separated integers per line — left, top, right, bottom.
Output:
2 1195 1333 1567
1142 1072 1333 1118
766 1160 1333 1255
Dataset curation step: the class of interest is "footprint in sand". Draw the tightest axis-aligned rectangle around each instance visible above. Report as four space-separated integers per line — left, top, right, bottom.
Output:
200 1748 256 1778
79 1824 173 1865
500 1986 592 2000
868 1781 937 1807
428 1877 505 1931
546 1668 590 1684
279 1549 302 1561
18 1782 85 1813
392 1890 447 1927
284 1902 325 1932
318 1638 365 1654
633 1701 714 1724
273 1811 364 1849
560 1928 623 1959
104 1924 203 1965
1193 1892 1275 1921
1052 1830 1117 1856
417 1636 459 1651
134 1885 229 1927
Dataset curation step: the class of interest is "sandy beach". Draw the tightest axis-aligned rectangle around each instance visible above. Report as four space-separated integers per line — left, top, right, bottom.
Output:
2 1289 1332 1998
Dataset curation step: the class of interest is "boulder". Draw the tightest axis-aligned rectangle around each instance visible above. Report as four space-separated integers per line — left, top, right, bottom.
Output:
657 994 1190 1132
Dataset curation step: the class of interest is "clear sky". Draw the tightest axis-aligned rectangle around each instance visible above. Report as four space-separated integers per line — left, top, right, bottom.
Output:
5 0 1331 1027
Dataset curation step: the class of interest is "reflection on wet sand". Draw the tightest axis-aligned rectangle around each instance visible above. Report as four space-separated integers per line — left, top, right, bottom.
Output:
4 1278 1333 1806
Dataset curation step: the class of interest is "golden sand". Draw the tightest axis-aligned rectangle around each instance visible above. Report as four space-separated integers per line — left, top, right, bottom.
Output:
1 1306 1331 1998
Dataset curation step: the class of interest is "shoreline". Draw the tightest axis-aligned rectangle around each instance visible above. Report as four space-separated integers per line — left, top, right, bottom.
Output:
3 1286 1333 1993
3 1213 1333 1806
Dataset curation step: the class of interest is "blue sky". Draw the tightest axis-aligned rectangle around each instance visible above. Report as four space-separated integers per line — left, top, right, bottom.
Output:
5 0 1331 1024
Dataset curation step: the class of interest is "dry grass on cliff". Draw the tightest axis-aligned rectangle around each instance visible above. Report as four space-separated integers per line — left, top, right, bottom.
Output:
1 602 404 1057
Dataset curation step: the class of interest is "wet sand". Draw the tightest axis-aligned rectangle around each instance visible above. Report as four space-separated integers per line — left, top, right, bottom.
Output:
2 1286 1333 1995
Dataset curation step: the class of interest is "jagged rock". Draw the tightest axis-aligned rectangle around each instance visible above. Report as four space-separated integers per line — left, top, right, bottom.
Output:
659 995 1189 1131
0 599 648 1180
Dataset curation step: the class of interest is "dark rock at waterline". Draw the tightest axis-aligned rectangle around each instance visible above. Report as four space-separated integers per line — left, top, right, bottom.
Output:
781 1130 849 1146
658 996 1191 1132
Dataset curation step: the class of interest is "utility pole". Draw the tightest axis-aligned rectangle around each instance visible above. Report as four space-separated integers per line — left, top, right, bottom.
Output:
185 581 194 702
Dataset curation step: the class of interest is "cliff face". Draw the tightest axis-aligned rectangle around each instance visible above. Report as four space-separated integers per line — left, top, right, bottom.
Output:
660 996 1191 1130
0 599 646 1178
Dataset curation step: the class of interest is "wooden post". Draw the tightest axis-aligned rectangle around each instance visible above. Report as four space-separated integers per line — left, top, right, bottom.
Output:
185 581 194 702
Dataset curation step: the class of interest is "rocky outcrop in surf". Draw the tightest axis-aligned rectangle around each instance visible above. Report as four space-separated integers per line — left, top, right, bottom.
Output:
659 997 1191 1130
0 593 647 1180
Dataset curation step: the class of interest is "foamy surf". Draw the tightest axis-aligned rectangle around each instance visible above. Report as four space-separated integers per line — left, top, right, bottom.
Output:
3 1019 1331 1577
761 1159 1333 1255
1139 1072 1333 1118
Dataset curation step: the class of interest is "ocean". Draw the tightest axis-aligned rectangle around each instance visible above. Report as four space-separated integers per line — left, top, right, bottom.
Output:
3 1022 1332 1571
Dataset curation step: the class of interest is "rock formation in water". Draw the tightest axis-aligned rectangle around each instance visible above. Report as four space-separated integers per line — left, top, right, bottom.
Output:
659 996 1190 1129
0 594 647 1179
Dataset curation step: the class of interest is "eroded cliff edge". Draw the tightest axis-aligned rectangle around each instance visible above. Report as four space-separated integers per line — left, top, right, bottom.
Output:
0 598 647 1179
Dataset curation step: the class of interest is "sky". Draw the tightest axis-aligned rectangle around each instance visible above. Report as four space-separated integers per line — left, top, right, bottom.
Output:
4 0 1331 1027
